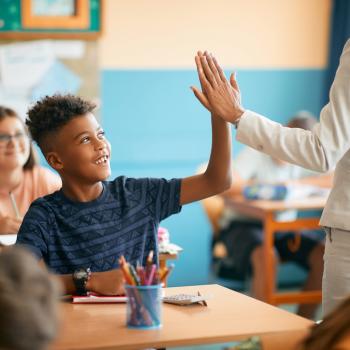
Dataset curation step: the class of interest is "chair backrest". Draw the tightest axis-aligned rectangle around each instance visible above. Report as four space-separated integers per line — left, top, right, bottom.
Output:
200 194 225 238
196 163 226 238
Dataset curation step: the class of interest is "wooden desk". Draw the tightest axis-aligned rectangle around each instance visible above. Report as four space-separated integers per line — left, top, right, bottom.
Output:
52 284 313 350
225 196 327 305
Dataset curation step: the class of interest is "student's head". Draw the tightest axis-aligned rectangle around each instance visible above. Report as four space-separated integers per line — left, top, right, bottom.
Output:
287 111 317 130
300 296 350 350
0 106 37 172
26 94 111 183
0 247 61 350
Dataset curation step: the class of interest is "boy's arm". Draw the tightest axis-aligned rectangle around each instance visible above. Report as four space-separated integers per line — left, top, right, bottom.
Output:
39 260 124 295
180 113 232 205
221 148 261 198
221 170 251 198
59 269 124 295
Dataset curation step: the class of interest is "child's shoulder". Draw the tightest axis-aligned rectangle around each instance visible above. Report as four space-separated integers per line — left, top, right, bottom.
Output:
29 189 62 212
108 176 179 192
107 176 150 189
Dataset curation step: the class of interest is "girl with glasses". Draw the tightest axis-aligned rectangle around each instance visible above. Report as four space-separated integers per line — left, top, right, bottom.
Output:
0 106 61 235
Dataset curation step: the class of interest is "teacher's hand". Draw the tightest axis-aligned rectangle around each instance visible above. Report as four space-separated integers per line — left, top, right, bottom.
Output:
191 51 245 123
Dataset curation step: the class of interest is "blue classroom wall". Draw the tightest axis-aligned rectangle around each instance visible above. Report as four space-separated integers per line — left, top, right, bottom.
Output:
101 69 326 286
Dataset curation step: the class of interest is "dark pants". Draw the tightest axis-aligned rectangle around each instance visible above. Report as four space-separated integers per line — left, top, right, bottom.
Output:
215 220 325 280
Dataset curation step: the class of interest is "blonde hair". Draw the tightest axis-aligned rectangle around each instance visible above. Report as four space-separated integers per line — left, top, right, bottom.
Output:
0 247 61 350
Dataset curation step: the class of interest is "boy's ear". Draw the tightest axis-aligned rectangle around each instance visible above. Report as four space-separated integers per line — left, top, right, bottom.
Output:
46 152 64 171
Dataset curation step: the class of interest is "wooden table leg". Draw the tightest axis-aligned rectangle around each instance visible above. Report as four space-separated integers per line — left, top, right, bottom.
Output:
159 253 178 287
159 259 166 271
263 212 276 304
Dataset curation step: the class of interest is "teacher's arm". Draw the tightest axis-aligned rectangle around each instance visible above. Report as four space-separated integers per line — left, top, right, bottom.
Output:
193 41 350 173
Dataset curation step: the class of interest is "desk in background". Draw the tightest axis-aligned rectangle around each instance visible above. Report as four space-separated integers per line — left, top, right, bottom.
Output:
225 195 327 306
52 284 312 350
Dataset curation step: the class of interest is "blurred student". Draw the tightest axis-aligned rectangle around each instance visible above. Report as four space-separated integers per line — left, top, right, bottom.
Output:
192 39 350 316
0 106 61 234
216 113 329 319
299 295 350 350
16 94 232 296
237 295 350 350
0 246 61 350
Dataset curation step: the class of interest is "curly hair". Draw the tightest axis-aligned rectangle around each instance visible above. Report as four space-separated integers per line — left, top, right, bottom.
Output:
26 94 96 151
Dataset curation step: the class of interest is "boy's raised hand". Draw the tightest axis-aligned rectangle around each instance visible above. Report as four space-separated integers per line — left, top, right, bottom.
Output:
191 51 245 123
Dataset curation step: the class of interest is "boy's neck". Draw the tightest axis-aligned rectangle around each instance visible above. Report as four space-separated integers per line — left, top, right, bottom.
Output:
61 180 104 202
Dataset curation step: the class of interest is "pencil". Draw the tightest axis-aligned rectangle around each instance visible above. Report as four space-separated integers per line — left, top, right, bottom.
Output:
146 250 154 266
9 192 20 219
197 291 207 307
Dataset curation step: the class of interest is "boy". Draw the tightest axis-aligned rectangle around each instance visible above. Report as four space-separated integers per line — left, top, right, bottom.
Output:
16 94 232 295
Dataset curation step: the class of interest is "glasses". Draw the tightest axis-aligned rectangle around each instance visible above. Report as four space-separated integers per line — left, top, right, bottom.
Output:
0 132 27 146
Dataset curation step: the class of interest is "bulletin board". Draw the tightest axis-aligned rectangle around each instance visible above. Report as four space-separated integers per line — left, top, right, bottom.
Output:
0 0 103 39
0 39 100 121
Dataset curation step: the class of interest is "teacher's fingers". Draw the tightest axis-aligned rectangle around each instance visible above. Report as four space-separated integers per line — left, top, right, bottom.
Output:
199 52 218 88
195 53 207 93
212 56 227 83
204 52 222 85
230 72 240 92
195 54 212 92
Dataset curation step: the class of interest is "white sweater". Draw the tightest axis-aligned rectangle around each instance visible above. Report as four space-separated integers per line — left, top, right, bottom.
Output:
236 39 350 231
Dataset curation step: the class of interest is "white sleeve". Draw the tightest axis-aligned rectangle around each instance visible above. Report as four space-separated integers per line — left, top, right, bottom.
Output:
236 39 350 173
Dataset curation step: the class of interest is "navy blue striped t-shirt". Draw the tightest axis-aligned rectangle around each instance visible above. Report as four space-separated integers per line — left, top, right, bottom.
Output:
16 176 182 274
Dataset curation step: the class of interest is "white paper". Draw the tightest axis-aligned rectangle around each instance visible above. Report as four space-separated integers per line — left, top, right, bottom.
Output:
0 234 17 246
72 294 127 304
0 40 54 90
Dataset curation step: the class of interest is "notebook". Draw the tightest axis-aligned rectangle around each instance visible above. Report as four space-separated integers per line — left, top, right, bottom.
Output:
72 292 127 304
0 234 17 246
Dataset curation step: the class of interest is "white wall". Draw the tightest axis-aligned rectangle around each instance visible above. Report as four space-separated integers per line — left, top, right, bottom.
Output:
100 0 331 69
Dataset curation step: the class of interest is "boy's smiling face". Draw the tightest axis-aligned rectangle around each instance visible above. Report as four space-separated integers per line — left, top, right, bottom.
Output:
47 113 111 183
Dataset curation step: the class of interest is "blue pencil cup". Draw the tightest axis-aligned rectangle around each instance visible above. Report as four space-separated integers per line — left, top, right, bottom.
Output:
125 284 162 329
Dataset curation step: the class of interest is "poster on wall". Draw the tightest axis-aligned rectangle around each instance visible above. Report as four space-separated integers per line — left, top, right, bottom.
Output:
0 40 82 119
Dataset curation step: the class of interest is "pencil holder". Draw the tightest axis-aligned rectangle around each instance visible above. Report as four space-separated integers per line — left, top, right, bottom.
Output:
125 284 162 329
